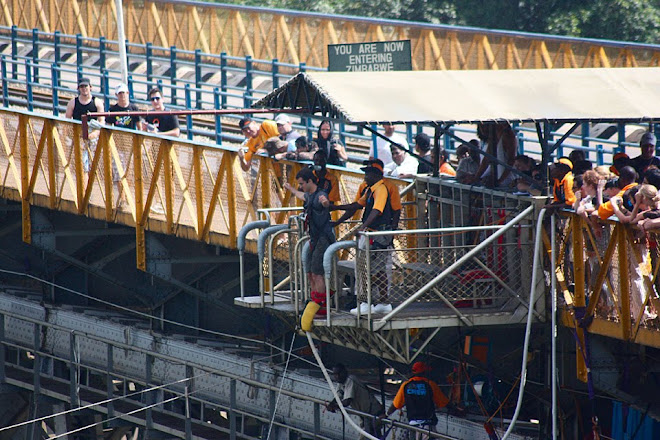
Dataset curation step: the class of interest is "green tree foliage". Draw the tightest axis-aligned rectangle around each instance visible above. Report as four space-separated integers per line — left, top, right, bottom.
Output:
216 0 660 43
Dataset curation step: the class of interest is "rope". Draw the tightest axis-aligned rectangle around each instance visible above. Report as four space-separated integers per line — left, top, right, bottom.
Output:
265 332 296 439
486 374 521 424
47 389 200 440
305 331 379 440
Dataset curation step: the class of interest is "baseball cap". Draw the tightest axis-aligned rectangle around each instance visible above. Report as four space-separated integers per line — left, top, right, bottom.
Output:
274 114 291 125
411 362 431 374
640 132 657 147
239 117 253 130
557 157 573 170
362 158 385 168
115 83 129 94
360 161 384 175
78 77 91 87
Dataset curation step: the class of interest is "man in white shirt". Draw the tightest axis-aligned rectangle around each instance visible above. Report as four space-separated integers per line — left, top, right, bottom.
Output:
370 123 409 168
385 145 418 178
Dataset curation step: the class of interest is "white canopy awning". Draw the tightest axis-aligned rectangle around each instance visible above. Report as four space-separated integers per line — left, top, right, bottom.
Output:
254 68 660 125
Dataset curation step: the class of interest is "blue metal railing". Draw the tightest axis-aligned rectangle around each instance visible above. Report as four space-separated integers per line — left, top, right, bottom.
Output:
0 24 655 165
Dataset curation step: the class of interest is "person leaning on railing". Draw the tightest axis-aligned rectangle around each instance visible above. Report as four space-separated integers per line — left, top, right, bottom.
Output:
544 157 576 211
237 116 279 171
609 182 660 321
597 166 638 221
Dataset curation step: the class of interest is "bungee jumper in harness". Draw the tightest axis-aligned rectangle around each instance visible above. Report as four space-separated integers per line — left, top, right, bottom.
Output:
285 167 335 331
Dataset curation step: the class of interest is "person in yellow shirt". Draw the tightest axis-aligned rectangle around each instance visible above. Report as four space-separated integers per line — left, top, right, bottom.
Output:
237 117 279 171
353 159 402 212
545 157 576 210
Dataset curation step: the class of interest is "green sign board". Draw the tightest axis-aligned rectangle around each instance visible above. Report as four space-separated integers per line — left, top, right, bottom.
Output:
327 40 412 72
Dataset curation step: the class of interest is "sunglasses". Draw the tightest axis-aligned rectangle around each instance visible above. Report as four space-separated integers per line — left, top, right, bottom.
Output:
150 96 161 101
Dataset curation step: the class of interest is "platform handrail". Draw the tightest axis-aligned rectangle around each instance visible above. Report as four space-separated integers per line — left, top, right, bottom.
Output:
323 240 357 327
374 204 536 329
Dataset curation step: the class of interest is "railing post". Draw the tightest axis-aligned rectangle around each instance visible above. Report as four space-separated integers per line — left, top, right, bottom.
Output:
271 58 279 89
185 365 194 440
170 46 178 105
99 37 106 75
185 84 193 140
596 144 604 166
229 378 237 440
29 323 42 440
128 73 134 100
371 123 379 158
102 69 110 110
76 34 83 75
32 29 39 84
146 42 153 84
25 60 33 112
195 49 202 109
245 55 253 100
54 31 61 66
69 332 79 408
107 344 114 418
444 129 452 152
581 122 589 152
51 63 59 115
10 25 17 80
617 122 626 153
1 56 8 107
297 62 307 130
313 402 320 437
220 52 227 108
145 354 154 435
214 88 222 145
513 122 524 154
0 314 5 382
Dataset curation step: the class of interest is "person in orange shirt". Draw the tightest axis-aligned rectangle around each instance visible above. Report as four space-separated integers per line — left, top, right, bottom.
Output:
545 157 576 210
597 166 638 220
237 117 279 171
383 362 449 438
438 148 456 177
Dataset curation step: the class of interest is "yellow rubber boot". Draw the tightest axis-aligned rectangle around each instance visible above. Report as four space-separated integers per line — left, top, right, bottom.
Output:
301 301 321 332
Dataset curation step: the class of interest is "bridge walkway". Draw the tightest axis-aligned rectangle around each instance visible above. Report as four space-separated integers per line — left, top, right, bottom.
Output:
2 0 660 71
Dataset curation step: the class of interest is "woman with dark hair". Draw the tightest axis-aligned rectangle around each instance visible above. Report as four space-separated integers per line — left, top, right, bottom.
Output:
438 149 456 176
314 120 348 167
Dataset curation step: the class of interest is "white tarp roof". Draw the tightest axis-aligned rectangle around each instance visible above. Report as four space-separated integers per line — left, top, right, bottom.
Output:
254 67 660 124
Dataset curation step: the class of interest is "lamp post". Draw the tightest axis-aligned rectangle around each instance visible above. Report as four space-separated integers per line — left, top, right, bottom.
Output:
115 0 128 84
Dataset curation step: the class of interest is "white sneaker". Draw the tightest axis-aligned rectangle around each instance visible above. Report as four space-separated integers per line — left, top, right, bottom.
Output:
373 303 393 314
350 303 374 315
